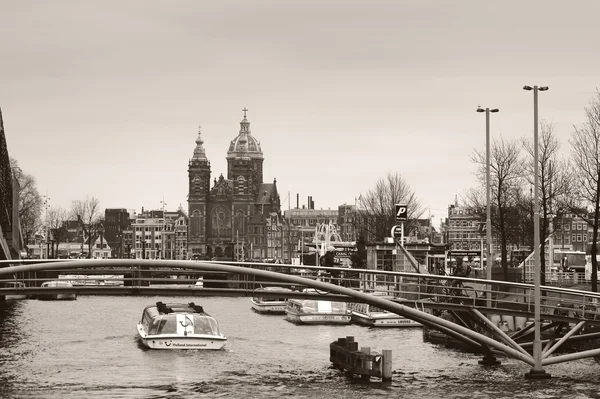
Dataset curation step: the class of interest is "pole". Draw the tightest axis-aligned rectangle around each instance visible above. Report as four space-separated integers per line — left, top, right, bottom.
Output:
480 235 484 270
526 85 549 379
400 222 404 248
549 161 554 281
485 108 493 308
533 86 543 373
301 231 304 265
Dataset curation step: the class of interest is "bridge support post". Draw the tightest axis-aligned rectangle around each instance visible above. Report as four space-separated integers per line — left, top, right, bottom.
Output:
525 368 551 380
478 353 501 366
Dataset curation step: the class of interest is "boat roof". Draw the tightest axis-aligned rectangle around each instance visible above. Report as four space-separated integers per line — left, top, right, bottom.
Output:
41 281 73 287
144 301 212 317
256 286 293 292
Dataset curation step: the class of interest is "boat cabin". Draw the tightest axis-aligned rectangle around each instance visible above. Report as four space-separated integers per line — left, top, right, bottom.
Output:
140 302 221 336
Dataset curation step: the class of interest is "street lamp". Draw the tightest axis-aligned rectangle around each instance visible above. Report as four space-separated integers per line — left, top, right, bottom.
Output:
523 85 550 379
160 197 167 259
261 191 267 259
477 106 499 307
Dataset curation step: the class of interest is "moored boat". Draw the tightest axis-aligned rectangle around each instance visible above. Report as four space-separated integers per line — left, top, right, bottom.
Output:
1 281 29 300
37 280 77 300
250 287 292 314
285 298 351 325
348 301 422 327
137 301 227 350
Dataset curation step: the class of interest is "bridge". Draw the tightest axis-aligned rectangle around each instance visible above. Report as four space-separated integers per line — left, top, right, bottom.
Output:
2 259 600 378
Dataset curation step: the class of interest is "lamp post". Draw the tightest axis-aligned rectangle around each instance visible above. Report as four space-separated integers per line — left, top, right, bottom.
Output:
261 191 267 259
43 192 50 259
523 84 550 379
477 106 498 308
160 198 167 259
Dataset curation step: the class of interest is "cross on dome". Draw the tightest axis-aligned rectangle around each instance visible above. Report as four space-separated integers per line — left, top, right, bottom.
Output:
242 107 248 118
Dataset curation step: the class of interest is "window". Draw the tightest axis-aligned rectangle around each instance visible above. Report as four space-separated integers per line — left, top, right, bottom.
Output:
572 234 576 242
577 234 582 242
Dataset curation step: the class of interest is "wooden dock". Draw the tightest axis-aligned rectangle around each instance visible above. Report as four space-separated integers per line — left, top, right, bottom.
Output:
329 336 392 381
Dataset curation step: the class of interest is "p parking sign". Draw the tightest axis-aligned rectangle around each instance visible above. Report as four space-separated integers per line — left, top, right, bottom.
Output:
395 204 408 222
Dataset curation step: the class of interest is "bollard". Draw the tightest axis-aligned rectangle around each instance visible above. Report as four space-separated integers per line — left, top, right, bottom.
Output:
361 347 371 380
329 337 392 381
381 350 392 381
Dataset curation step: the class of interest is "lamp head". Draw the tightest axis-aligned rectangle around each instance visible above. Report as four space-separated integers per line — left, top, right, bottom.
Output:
523 85 533 91
490 109 499 113
539 86 549 91
476 108 485 113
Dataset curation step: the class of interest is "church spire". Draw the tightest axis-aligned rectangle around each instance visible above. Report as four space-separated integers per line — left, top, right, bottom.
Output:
192 125 208 161
240 107 250 134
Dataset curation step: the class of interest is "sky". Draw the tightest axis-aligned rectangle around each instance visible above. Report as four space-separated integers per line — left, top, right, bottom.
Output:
1 0 600 229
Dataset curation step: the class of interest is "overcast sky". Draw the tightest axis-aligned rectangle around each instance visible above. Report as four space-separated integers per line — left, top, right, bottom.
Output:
2 0 599 228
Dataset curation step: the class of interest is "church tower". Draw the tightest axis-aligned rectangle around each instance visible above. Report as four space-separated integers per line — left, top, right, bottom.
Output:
226 108 264 198
225 108 264 250
187 126 211 257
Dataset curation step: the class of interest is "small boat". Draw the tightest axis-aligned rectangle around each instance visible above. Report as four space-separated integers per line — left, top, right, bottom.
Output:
285 298 351 325
37 281 77 300
348 301 422 327
137 301 227 350
1 281 29 300
249 287 292 314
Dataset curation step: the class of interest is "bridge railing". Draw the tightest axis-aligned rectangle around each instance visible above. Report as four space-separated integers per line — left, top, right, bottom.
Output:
3 259 600 322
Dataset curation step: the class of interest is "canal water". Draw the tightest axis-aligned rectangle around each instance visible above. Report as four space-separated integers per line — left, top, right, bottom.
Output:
1 296 600 398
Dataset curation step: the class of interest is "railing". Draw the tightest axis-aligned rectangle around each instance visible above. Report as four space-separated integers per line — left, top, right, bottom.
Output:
2 260 600 324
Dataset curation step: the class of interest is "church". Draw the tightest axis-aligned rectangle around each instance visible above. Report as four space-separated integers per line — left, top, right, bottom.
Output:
187 109 282 260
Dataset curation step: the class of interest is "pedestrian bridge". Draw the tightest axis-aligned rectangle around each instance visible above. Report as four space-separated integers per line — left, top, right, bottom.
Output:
2 259 600 375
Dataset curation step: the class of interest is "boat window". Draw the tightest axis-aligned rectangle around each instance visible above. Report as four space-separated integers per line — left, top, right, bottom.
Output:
329 302 347 312
194 316 218 335
301 300 317 313
142 311 153 329
317 301 332 313
369 306 386 313
149 318 178 335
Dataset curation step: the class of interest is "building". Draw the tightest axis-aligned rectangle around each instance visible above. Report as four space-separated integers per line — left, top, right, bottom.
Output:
553 212 588 252
187 110 281 260
163 208 188 260
337 204 358 242
131 209 165 259
0 107 23 260
446 202 482 253
104 208 131 258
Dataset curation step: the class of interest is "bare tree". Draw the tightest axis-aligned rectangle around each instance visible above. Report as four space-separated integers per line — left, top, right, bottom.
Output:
522 121 572 285
471 137 525 279
47 206 69 258
10 158 43 245
356 172 425 243
569 90 600 292
70 196 102 258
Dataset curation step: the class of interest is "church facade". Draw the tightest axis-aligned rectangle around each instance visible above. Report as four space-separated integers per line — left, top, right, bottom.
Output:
187 110 281 260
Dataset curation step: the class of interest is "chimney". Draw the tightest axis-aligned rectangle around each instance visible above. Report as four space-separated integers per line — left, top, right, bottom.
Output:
296 193 299 209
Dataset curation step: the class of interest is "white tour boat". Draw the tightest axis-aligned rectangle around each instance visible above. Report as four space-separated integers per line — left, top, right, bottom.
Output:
348 301 422 327
249 287 292 314
137 301 227 350
285 298 351 325
37 280 77 300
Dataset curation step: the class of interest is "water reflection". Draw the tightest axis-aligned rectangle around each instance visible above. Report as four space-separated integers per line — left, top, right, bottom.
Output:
0 300 26 398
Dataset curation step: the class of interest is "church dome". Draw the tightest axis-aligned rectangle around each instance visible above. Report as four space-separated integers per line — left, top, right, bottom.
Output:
227 108 263 159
